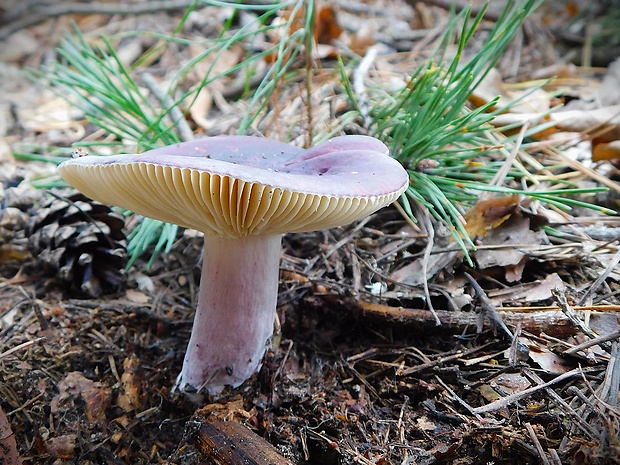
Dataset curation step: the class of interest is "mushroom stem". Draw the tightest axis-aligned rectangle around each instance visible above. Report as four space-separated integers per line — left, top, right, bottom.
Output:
175 234 282 395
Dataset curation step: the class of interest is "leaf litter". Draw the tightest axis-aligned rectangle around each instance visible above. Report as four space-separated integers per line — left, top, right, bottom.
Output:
1 1 620 464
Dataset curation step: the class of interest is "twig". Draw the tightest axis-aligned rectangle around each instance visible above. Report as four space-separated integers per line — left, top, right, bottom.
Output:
435 375 481 419
0 337 46 360
522 368 599 438
491 122 529 187
140 73 194 142
577 247 620 306
0 0 198 40
552 288 601 342
563 328 620 356
349 298 618 337
465 273 513 339
525 422 551 465
352 44 385 129
398 343 491 376
417 203 441 326
598 342 620 409
549 449 563 465
473 367 592 414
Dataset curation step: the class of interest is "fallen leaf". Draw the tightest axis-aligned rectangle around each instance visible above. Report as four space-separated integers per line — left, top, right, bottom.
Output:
187 43 244 131
491 372 532 394
551 104 620 143
390 248 460 285
125 289 150 304
0 405 21 465
316 4 343 44
45 434 77 461
592 140 620 161
51 372 110 424
470 68 550 114
474 215 547 280
510 337 575 374
488 273 565 305
267 1 343 62
464 195 521 238
598 56 620 106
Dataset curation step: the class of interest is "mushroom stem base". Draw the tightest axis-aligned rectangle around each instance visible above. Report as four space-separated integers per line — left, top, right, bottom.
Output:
175 234 282 396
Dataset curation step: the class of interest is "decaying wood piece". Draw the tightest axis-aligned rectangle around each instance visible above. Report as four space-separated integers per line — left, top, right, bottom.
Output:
194 420 294 465
349 298 620 337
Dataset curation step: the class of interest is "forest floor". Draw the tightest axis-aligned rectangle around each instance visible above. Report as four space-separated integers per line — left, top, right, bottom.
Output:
1 1 620 464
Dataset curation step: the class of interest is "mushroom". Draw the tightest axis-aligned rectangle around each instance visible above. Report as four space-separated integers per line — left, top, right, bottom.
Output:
58 135 409 396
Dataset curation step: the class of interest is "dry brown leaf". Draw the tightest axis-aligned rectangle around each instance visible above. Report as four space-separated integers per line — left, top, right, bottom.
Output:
51 372 111 424
488 273 565 305
490 112 557 139
513 337 575 374
0 30 39 62
125 288 150 304
187 43 244 130
45 434 77 461
463 194 521 238
316 4 343 44
551 104 620 142
592 140 620 161
0 405 21 465
348 22 376 56
470 68 550 114
389 248 459 285
490 372 532 394
267 1 343 63
474 215 547 279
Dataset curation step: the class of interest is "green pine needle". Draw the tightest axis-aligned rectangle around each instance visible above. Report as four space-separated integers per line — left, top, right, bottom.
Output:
342 0 612 261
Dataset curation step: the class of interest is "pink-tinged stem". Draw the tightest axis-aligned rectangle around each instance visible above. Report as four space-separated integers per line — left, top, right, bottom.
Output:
175 234 282 395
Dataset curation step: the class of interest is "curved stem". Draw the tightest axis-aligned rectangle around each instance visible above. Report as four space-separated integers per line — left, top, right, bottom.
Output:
175 234 282 395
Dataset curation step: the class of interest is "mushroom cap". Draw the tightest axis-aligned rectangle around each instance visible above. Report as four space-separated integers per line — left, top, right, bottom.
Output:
58 135 409 237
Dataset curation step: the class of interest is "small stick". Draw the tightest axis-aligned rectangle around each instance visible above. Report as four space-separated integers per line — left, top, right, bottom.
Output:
522 368 599 439
349 298 613 337
474 368 591 414
418 204 441 326
435 375 480 419
0 338 46 360
563 328 620 356
552 289 601 342
577 248 620 306
141 73 194 142
352 44 384 129
398 343 493 376
549 449 563 465
465 273 513 339
597 342 620 409
525 422 551 465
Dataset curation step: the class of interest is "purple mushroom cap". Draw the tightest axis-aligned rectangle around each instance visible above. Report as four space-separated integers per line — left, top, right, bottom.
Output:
58 135 409 238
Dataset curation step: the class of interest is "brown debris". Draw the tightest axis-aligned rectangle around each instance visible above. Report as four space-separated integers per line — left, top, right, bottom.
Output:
51 371 111 424
0 405 21 465
193 420 294 465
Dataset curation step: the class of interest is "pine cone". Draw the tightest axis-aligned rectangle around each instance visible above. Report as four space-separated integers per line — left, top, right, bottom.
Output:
28 190 127 297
